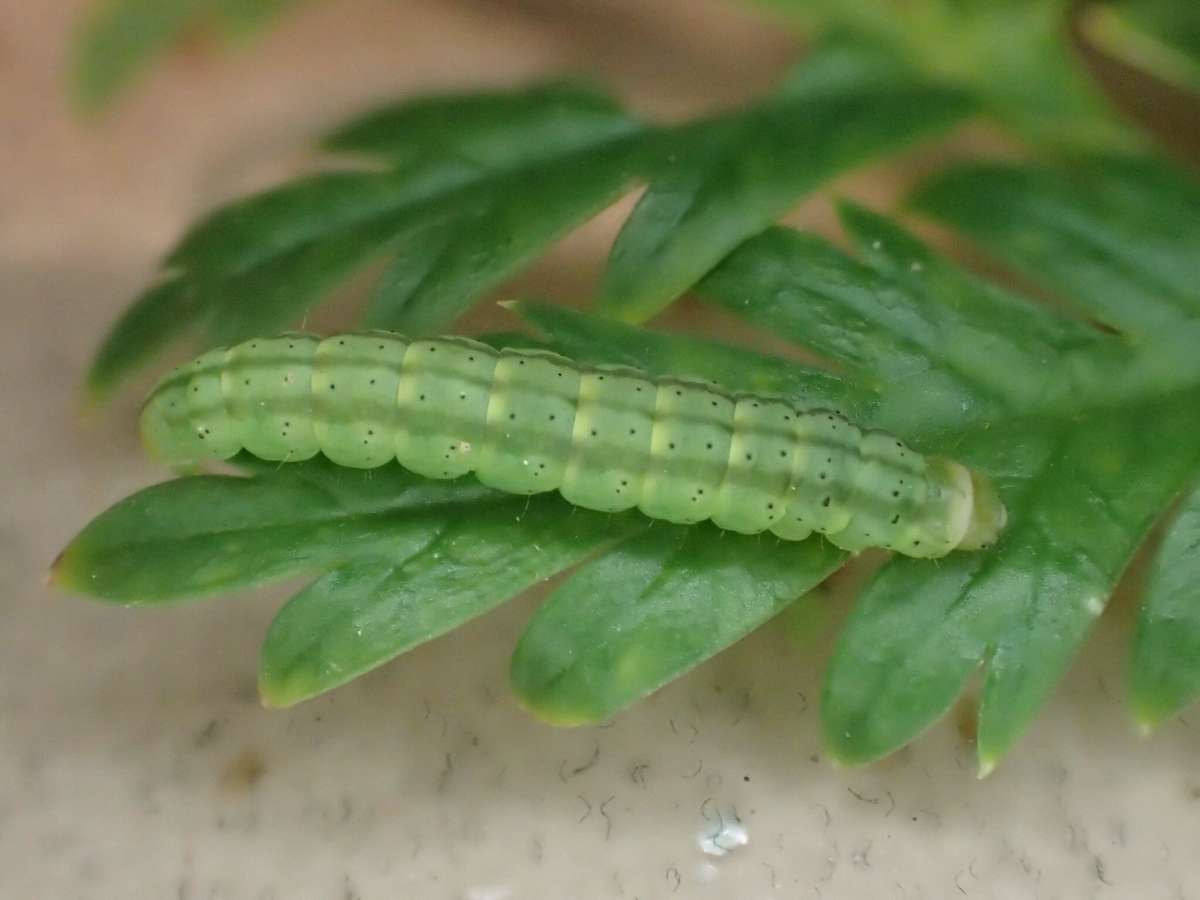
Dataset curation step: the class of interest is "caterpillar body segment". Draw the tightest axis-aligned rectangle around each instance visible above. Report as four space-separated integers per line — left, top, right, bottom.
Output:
141 332 1007 558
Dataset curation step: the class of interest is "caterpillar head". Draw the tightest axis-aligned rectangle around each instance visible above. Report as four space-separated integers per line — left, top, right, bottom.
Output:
956 469 1007 551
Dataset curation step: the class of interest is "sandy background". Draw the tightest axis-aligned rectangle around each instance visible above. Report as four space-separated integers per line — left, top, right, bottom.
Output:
3 1 1198 897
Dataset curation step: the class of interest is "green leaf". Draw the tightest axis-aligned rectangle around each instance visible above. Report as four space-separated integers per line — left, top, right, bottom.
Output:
977 400 1200 767
912 157 1200 335
753 0 1133 148
260 495 643 707
85 86 650 399
1083 1 1200 90
71 0 308 112
511 524 846 725
203 209 413 345
86 276 199 402
360 140 645 334
86 166 470 397
832 202 1200 414
702 204 1200 433
825 401 1200 771
88 45 970 398
324 82 640 167
836 201 1095 352
54 453 642 706
165 169 458 277
61 34 1200 765
1131 482 1200 729
699 205 1200 769
51 457 496 603
596 34 975 323
697 223 1066 440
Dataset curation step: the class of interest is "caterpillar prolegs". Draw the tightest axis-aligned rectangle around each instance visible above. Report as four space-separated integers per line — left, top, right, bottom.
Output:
141 332 1006 558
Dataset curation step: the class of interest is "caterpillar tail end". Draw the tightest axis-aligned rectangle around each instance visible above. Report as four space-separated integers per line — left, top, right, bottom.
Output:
956 469 1006 551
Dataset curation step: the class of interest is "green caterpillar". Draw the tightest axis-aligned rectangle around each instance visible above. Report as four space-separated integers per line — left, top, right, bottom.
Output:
140 332 1006 558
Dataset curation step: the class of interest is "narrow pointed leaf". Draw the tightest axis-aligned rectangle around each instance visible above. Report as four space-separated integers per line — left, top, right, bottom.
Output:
1084 1 1200 90
697 206 1200 770
833 202 1195 413
71 0 308 112
50 458 499 604
72 0 199 111
976 399 1200 767
698 225 1053 437
820 546 1000 767
260 497 644 707
755 0 1130 148
86 276 199 401
511 525 846 725
89 86 652 395
596 35 974 322
205 209 412 344
1131 483 1200 729
87 165 477 394
913 157 1200 334
836 201 1093 350
166 168 469 277
362 139 647 332
324 82 640 167
825 398 1200 769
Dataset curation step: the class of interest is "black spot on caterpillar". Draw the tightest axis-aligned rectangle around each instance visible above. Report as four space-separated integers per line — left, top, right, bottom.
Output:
140 332 1006 558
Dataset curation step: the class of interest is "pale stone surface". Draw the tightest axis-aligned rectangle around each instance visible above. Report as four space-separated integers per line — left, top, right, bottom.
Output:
3 2 1197 898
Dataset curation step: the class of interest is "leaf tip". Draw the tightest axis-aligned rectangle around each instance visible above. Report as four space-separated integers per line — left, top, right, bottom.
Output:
510 682 597 728
822 738 865 769
47 544 81 592
531 708 599 728
976 756 997 780
1131 692 1176 736
1132 708 1160 738
257 673 301 710
46 551 66 589
80 376 114 413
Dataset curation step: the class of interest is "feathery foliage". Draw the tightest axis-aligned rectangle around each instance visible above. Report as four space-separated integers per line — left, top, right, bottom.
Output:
57 1 1200 771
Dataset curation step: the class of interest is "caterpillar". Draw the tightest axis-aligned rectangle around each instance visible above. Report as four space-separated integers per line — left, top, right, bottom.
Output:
140 332 1006 558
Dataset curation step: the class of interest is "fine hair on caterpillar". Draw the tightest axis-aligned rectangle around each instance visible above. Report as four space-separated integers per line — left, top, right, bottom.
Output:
140 332 1007 559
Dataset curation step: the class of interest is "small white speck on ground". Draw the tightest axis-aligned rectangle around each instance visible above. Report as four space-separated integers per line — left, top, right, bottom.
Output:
464 886 511 900
698 808 749 857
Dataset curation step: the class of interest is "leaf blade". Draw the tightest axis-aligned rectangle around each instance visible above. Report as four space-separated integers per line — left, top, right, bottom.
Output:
71 0 307 112
596 35 975 323
363 136 647 333
89 85 654 394
511 525 847 725
86 276 201 402
912 157 1200 334
260 496 644 707
50 458 500 604
1131 482 1200 729
823 397 1200 770
325 81 641 167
